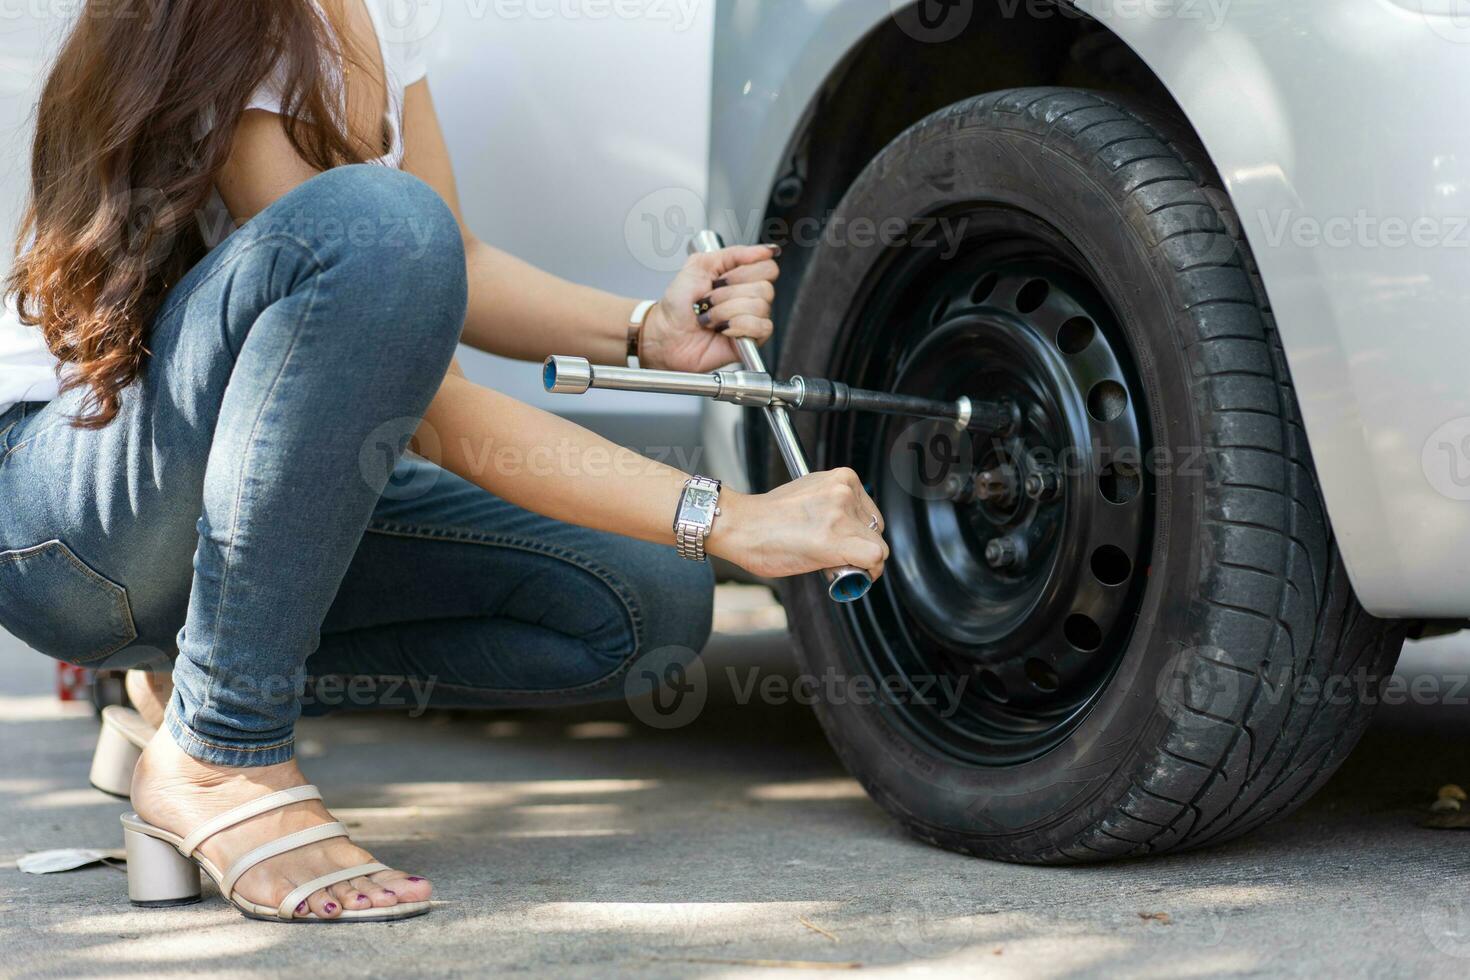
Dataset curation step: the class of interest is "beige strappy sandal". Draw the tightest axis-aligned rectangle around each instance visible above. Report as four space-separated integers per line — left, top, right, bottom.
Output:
91 706 156 798
121 785 430 922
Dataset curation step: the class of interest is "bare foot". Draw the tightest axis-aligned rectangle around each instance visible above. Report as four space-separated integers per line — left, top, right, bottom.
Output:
124 670 173 729
131 730 431 919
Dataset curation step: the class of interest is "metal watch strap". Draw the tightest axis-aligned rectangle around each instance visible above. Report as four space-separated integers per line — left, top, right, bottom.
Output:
674 475 721 561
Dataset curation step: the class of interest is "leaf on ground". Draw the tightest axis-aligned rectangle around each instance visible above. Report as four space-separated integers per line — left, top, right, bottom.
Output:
1138 911 1172 925
798 916 839 942
1423 810 1470 829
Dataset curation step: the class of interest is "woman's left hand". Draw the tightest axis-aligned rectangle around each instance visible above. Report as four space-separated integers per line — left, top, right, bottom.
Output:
638 244 781 373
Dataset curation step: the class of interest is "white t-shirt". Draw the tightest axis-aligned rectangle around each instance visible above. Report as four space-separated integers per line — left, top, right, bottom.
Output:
0 0 427 417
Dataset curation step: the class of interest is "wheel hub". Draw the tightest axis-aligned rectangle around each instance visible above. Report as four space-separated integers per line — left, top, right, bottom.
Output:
830 223 1153 765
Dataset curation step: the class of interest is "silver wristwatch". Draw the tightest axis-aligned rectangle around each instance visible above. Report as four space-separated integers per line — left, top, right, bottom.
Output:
673 476 722 561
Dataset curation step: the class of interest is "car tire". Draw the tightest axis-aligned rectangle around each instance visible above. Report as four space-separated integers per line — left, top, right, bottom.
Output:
775 87 1408 863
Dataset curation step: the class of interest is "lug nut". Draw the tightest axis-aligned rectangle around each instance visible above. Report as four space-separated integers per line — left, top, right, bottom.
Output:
972 466 1018 505
1024 465 1060 502
985 537 1019 569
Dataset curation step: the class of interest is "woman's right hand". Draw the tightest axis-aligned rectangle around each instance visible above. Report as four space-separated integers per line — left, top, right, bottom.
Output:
708 468 889 583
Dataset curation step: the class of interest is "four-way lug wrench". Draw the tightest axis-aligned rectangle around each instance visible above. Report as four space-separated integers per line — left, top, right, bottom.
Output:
541 230 1017 603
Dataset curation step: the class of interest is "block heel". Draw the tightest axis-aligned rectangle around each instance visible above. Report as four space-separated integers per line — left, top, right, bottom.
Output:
89 706 156 799
123 821 202 907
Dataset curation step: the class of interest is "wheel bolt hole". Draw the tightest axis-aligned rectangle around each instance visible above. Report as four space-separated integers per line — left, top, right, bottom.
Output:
1099 460 1141 504
1024 658 1059 692
1057 316 1095 355
1091 545 1132 586
1064 614 1103 652
1015 278 1050 314
976 669 1010 703
1087 380 1128 422
971 272 999 304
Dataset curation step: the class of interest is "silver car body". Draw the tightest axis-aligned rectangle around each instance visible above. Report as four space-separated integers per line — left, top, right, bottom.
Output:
703 0 1470 618
0 1 1465 617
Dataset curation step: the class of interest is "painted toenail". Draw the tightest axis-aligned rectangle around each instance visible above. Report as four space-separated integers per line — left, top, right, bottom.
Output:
407 877 423 882
296 902 307 914
325 902 337 913
357 894 368 902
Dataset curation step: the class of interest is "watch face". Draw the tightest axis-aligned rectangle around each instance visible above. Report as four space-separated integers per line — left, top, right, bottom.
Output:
679 487 719 524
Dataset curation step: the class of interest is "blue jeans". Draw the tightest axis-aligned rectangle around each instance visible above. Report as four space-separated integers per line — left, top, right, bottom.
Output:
0 166 713 766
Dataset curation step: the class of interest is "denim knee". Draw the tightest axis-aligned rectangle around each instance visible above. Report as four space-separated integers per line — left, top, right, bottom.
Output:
276 165 468 354
627 544 716 658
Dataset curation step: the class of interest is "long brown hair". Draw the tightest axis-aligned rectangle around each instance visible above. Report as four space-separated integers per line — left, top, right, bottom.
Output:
6 0 367 427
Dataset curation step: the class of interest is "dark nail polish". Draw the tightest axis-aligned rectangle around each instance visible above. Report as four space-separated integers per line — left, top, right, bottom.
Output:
407 877 424 882
714 322 730 333
324 902 337 913
712 278 728 289
697 312 713 328
357 893 368 902
296 901 307 914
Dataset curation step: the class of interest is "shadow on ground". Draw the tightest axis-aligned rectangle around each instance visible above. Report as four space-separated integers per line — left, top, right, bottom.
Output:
4 628 1470 978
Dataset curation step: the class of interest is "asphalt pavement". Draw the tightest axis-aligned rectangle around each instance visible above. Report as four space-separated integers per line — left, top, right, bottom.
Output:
3 589 1470 978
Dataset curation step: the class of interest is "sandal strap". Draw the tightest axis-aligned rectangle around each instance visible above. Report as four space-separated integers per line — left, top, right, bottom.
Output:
220 821 349 901
278 862 390 919
181 785 323 857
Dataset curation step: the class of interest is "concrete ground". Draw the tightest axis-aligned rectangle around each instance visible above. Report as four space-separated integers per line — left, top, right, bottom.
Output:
4 590 1470 978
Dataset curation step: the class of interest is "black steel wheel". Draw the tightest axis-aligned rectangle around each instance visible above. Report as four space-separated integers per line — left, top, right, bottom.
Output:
773 88 1406 864
837 224 1151 766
